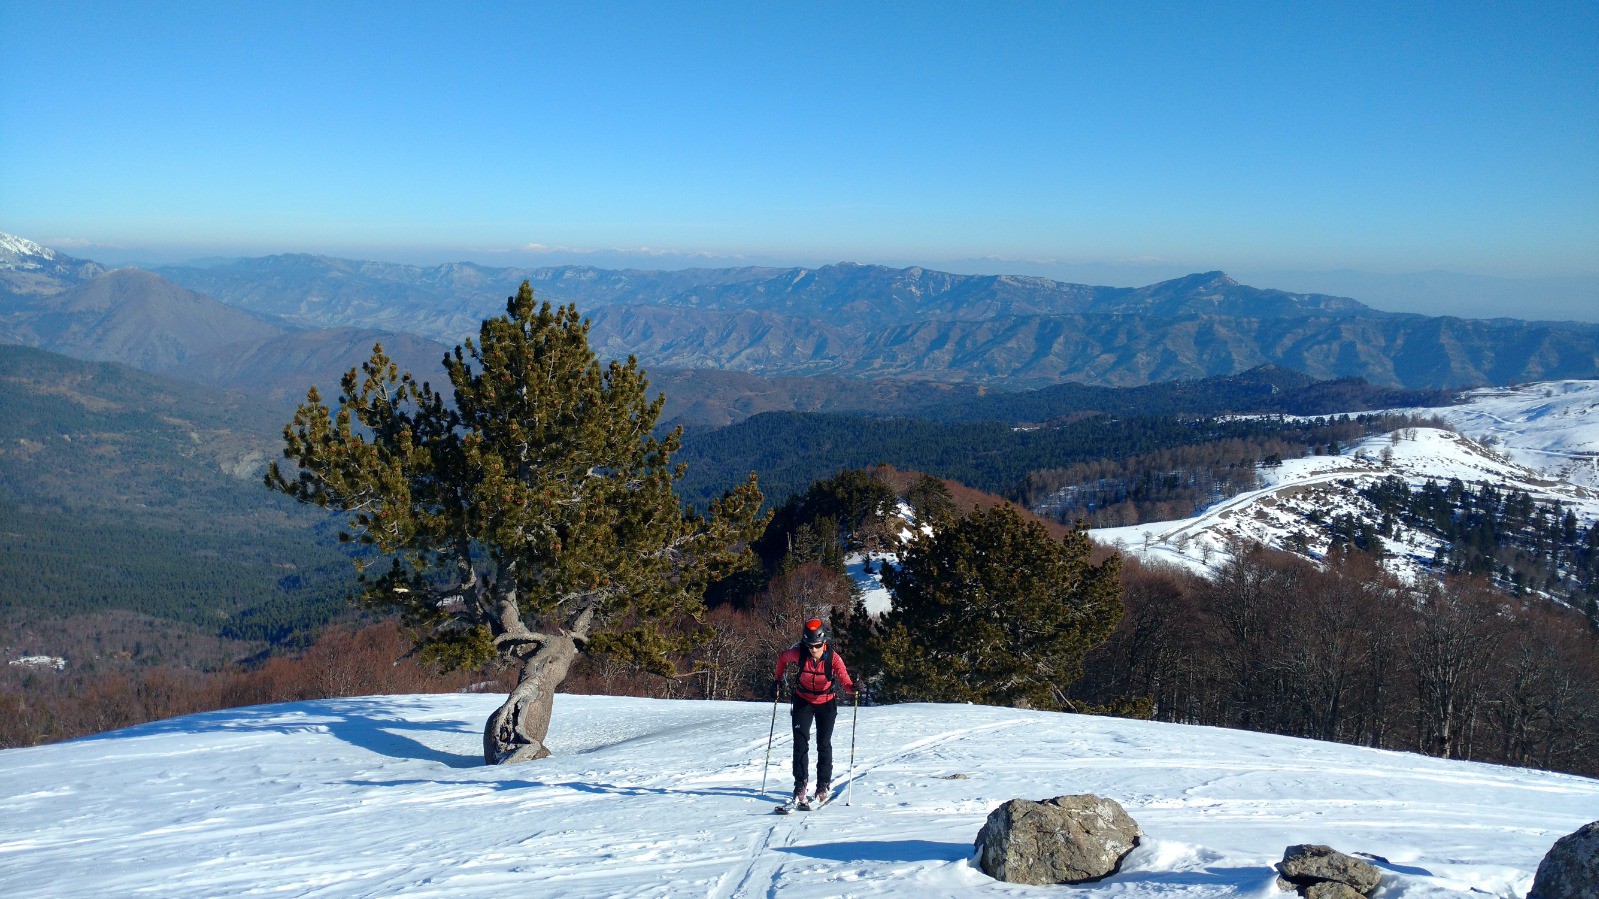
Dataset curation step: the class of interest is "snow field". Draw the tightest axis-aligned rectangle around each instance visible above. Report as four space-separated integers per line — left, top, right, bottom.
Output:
1 694 1593 898
1093 425 1599 578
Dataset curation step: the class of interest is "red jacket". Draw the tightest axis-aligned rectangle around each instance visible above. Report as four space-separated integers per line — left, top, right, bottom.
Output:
775 645 853 704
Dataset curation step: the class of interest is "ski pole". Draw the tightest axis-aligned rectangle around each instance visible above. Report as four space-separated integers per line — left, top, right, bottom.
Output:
760 689 780 797
846 689 859 806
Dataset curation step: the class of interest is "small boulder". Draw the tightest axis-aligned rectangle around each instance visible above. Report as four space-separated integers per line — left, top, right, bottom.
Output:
1528 821 1599 899
974 794 1139 885
1276 844 1382 896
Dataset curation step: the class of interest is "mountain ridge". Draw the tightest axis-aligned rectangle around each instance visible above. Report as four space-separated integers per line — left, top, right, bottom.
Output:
13 268 286 370
3 233 1596 394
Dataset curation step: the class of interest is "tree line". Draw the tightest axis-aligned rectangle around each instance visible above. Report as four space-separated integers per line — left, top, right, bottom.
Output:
1072 545 1599 777
0 620 490 749
1015 414 1444 528
676 406 1439 515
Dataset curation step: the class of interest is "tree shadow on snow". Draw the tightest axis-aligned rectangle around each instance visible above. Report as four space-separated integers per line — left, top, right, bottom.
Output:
321 713 481 768
339 777 775 803
74 699 482 769
777 840 972 864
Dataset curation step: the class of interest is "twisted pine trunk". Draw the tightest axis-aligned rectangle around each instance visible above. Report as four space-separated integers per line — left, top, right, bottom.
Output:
483 633 582 765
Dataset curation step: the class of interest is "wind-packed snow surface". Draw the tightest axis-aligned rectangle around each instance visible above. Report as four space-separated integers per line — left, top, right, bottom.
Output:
2 694 1593 897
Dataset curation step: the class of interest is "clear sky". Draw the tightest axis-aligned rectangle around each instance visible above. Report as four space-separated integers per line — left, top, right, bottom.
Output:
2 2 1596 305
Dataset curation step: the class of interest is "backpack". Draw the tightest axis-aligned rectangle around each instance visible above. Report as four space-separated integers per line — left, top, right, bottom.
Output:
791 642 838 700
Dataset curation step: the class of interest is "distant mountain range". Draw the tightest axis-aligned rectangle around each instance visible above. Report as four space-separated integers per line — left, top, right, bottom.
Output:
148 251 1599 390
3 233 1597 412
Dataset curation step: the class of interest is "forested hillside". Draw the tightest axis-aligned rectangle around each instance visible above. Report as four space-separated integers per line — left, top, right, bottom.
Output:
1074 549 1599 776
675 407 1434 514
1358 475 1599 611
653 364 1455 431
908 365 1455 423
0 346 357 664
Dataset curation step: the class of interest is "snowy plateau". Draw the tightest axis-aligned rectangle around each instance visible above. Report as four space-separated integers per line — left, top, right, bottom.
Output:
2 694 1595 898
1091 380 1599 581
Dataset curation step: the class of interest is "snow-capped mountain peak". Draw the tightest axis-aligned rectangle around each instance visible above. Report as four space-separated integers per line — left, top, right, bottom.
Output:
0 232 59 268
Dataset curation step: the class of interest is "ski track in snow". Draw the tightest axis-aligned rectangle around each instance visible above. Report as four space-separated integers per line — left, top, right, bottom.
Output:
1 694 1593 898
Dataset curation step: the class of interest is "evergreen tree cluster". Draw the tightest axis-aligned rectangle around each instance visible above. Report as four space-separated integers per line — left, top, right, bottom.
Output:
753 468 902 574
695 465 1120 715
1359 475 1599 617
854 504 1122 710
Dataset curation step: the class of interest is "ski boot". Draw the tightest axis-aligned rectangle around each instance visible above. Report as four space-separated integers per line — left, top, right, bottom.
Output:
812 782 831 807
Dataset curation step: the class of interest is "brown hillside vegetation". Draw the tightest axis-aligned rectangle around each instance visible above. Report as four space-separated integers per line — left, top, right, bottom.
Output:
871 463 1075 541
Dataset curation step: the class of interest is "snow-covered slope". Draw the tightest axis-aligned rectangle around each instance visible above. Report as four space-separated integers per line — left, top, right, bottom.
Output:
0 694 1591 898
1394 380 1599 489
1094 427 1599 578
0 232 58 267
1092 381 1599 578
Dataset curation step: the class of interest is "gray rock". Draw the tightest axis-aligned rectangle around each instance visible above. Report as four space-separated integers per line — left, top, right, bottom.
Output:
1305 883 1367 899
974 794 1140 885
1276 844 1382 895
1529 821 1599 899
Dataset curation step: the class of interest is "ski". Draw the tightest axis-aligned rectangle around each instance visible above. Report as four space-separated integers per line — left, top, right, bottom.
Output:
772 795 828 814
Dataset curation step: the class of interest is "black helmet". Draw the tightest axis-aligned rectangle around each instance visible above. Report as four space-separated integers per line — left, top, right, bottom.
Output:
802 619 829 646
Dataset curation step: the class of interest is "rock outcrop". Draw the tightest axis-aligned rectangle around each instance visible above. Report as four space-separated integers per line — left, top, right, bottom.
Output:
1275 844 1382 897
974 794 1139 885
1528 821 1599 899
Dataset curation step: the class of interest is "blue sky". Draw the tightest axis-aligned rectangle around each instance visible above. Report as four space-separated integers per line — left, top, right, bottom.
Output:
2 2 1596 309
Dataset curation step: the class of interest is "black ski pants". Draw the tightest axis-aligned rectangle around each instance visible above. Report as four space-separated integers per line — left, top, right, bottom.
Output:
790 698 837 790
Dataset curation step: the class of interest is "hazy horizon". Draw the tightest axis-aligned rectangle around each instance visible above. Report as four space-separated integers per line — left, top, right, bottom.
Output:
3 3 1594 318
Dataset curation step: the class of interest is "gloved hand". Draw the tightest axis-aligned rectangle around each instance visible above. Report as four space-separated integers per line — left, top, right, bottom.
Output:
770 679 781 701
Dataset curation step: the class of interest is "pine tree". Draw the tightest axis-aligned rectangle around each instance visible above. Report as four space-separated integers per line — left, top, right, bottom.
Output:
906 473 957 528
267 283 765 764
872 503 1121 710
